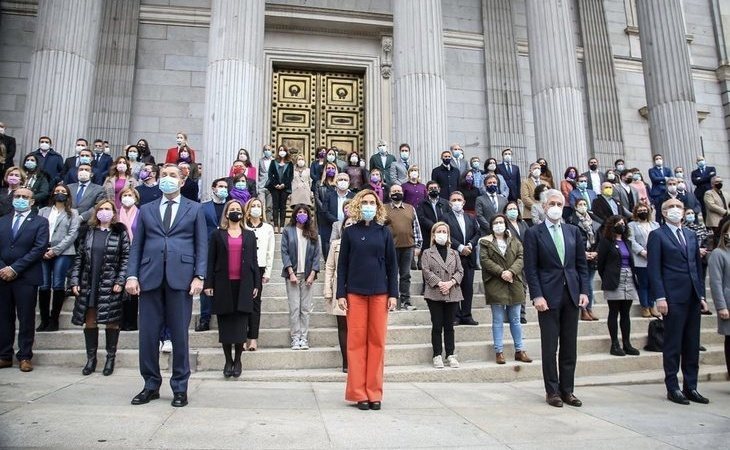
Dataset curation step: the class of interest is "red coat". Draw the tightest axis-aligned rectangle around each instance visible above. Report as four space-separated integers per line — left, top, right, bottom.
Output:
165 146 197 163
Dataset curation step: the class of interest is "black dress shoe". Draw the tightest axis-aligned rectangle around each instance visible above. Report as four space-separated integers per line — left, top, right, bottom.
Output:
232 360 242 378
520 317 527 324
356 401 369 410
667 390 690 405
369 401 381 410
131 389 160 405
460 319 479 326
683 389 709 404
223 361 233 378
194 320 210 332
342 367 348 373
546 394 563 407
561 393 582 407
171 392 188 407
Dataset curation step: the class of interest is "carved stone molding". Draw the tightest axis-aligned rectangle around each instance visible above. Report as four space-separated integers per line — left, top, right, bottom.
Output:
381 36 392 79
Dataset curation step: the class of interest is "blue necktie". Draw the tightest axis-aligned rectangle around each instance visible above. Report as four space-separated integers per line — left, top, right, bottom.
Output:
12 213 23 238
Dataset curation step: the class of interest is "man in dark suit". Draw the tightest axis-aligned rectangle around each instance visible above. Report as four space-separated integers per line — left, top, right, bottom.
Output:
690 156 716 217
495 148 521 202
63 148 94 185
68 163 107 223
0 121 17 178
126 164 208 408
569 175 598 209
322 172 355 258
61 138 88 181
444 191 480 326
416 180 451 251
524 189 589 408
31 136 64 186
0 187 49 372
369 141 397 189
475 174 508 234
591 182 625 224
581 157 605 196
91 139 113 185
648 198 709 405
431 150 460 200
648 153 673 211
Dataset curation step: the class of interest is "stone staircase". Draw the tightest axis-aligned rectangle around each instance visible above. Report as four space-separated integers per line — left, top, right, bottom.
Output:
28 234 725 382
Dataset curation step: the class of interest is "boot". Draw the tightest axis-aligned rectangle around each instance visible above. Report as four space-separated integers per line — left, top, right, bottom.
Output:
47 289 66 332
580 308 593 321
36 289 51 332
623 340 640 356
588 310 599 321
610 341 626 356
102 328 120 376
650 306 661 318
82 328 99 375
640 307 652 318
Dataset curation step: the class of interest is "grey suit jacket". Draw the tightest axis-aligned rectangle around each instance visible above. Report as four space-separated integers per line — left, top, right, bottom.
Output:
68 182 107 221
475 193 508 234
389 159 409 186
37 207 80 256
280 225 321 278
708 248 730 335
613 183 638 217
257 157 273 191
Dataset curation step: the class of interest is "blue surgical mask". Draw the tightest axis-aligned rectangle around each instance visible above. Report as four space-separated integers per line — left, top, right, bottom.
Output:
216 187 228 199
578 181 587 190
13 197 30 212
24 161 37 171
400 151 409 160
158 176 180 194
79 156 91 165
235 182 247 190
361 204 376 221
685 214 695 223
264 150 272 158
506 209 518 220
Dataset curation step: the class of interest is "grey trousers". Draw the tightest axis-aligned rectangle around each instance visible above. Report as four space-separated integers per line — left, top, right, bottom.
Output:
396 247 414 305
285 273 313 341
258 188 273 221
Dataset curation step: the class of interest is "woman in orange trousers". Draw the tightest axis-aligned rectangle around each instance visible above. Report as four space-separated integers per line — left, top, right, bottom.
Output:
336 189 398 410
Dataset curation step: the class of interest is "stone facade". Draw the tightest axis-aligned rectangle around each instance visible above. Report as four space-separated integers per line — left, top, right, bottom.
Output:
0 0 727 183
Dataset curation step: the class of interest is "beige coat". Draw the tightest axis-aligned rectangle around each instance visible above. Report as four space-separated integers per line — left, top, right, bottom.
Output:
704 188 729 227
420 245 464 302
323 239 346 316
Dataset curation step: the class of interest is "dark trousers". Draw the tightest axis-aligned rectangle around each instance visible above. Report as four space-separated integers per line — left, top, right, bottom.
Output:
396 247 414 306
0 283 38 361
247 267 265 339
270 189 289 228
607 300 632 343
725 336 730 376
139 281 193 393
457 261 474 321
122 295 139 330
662 299 701 392
199 292 212 323
426 300 458 357
537 289 579 396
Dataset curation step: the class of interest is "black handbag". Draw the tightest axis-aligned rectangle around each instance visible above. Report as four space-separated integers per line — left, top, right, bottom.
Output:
644 318 664 352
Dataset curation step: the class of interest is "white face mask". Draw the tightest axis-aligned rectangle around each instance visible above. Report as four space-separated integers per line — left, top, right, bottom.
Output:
278 150 287 158
0 127 5 134
546 205 563 221
487 163 496 171
121 196 136 207
409 171 418 180
296 160 305 168
250 206 262 218
77 170 91 183
336 180 349 190
240 155 248 162
39 143 51 151
450 201 464 213
531 169 541 178
434 232 448 246
492 223 506 235
75 145 85 153
665 207 683 224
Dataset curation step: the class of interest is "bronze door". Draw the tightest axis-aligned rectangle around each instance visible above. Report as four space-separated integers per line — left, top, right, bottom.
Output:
271 69 364 162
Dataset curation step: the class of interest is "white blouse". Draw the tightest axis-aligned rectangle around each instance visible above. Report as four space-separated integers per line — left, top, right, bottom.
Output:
246 221 275 279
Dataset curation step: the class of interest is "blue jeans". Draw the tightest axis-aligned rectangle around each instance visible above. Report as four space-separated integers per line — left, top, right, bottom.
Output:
40 255 73 290
635 267 652 308
586 269 596 310
490 304 524 353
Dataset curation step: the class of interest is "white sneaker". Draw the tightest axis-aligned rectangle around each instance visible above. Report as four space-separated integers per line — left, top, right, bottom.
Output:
299 339 309 350
161 340 173 353
433 355 445 369
446 355 460 368
291 338 301 350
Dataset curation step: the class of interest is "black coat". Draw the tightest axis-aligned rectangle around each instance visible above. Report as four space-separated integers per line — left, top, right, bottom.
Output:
596 237 637 291
430 165 460 200
204 229 261 315
266 161 294 193
68 222 130 325
416 197 451 249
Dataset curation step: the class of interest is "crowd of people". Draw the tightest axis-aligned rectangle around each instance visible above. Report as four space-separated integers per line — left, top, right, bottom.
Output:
0 123 729 410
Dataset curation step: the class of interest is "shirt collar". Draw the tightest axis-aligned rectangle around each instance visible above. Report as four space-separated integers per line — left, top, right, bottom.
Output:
165 194 182 204
544 219 560 230
666 222 681 233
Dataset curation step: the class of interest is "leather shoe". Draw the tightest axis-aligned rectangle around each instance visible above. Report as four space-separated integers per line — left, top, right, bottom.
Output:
460 319 479 326
580 309 592 321
19 360 33 372
683 389 709 404
356 401 369 410
223 361 233 378
131 389 160 405
561 393 582 407
194 320 210 332
546 394 563 407
0 359 12 369
515 351 532 363
495 352 506 364
369 401 381 410
232 360 242 378
667 390 690 405
171 392 188 407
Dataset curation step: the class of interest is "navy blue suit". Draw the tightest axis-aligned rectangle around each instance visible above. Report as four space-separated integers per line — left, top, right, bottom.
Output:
443 210 480 322
320 189 354 259
691 165 716 214
199 200 225 324
524 221 589 396
92 153 113 185
0 210 49 362
647 225 705 392
127 196 208 393
496 162 521 202
648 166 673 202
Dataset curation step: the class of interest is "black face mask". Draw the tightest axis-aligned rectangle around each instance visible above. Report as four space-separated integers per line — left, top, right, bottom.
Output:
540 165 547 174
442 158 451 166
589 163 598 171
716 183 724 190
227 211 243 222
428 190 440 198
613 224 625 234
390 193 403 202
637 211 649 221
54 193 68 203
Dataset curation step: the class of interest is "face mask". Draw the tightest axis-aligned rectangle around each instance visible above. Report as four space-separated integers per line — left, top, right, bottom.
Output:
116 164 128 173
607 173 615 181
400 151 409 160
326 154 336 163
264 150 272 158
465 176 474 185
540 164 547 173
24 161 37 171
361 204 377 221
492 223 506 235
176 138 184 145
654 159 663 166
0 127 5 134
434 232 448 246
486 184 498 194
685 214 695 223
589 163 598 171
278 150 287 158
450 201 463 213
318 151 326 159
577 205 588 214
531 169 541 178
716 183 724 190
296 160 305 168
232 167 244 176
96 210 114 223
94 147 103 154
546 206 562 221
602 187 613 197
370 175 380 183
390 193 403 202
487 163 496 171
675 172 683 179
409 171 418 180
295 212 309 224
678 182 686 191
667 185 677 194
503 155 512 163
616 164 625 171
250 206 262 218
179 151 190 160
578 181 587 190
239 155 248 162
227 211 243 222
442 158 451 166
103 147 110 154
159 176 180 194
350 156 359 164
215 187 228 199
79 156 91 165
506 209 518 220
633 174 641 181
637 211 649 221
665 208 683 224
567 172 577 180
613 223 625 234
472 161 481 170
75 145 85 153
77 170 91 183
325 168 336 177
54 193 68 203
428 190 439 199
235 182 247 190
138 169 150 181
6 174 20 185
128 152 138 160
453 150 463 159
336 180 349 190
378 146 387 154
39 143 50 151
359 160 365 168
13 198 30 212
121 196 136 207
698 160 706 168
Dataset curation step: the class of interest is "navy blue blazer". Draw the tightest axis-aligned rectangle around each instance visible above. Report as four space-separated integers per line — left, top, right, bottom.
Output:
127 196 208 291
92 153 113 185
569 188 597 208
496 162 521 202
443 210 480 268
201 201 223 237
322 189 354 224
647 225 704 304
0 210 49 285
648 166 673 201
523 221 589 308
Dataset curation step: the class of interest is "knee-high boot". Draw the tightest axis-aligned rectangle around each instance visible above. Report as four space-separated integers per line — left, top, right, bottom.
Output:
36 289 51 332
82 328 99 375
47 289 66 332
103 328 120 376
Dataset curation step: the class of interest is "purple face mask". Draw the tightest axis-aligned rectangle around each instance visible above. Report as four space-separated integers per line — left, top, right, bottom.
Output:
97 210 114 223
296 212 309 224
325 168 336 177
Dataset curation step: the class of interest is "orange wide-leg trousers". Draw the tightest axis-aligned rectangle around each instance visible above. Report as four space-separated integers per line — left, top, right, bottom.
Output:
345 293 389 402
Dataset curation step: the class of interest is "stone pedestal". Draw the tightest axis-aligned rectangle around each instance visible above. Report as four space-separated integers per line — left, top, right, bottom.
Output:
392 0 448 171
22 0 103 156
526 0 588 177
202 0 265 192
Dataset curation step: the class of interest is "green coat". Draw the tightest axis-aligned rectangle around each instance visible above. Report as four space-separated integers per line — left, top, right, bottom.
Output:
479 234 525 305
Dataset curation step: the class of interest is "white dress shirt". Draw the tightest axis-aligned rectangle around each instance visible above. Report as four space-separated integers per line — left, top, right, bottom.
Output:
159 194 182 227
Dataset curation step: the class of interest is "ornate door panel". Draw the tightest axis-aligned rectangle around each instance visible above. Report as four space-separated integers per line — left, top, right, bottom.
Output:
272 69 364 161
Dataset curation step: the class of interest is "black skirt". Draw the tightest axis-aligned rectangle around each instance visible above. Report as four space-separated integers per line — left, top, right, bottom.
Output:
217 280 249 344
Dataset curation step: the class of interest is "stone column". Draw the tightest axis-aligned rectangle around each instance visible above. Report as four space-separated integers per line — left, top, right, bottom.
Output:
89 0 141 149
525 0 588 176
636 0 701 173
392 0 448 171
202 0 265 191
22 0 103 156
578 0 625 164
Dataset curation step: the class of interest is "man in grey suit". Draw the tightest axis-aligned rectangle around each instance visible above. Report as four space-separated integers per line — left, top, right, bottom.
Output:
257 144 273 220
126 164 208 408
68 163 106 222
389 143 411 186
475 174 509 234
614 170 639 218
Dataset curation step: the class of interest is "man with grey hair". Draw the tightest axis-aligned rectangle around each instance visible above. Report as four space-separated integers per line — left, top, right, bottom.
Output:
449 143 468 175
523 189 589 408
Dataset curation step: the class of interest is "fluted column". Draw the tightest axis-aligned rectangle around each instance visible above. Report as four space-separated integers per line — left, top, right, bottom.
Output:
393 0 448 171
89 0 140 149
637 0 701 173
202 0 265 190
22 0 103 156
578 0 625 163
482 0 527 167
526 0 587 175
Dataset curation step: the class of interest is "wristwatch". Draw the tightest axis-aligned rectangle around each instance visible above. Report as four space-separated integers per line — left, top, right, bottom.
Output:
195 275 205 281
